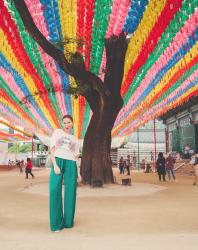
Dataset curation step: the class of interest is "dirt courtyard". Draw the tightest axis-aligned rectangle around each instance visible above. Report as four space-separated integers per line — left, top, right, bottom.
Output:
0 168 198 250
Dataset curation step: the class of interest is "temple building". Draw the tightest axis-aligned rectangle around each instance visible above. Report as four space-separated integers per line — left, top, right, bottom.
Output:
160 96 198 154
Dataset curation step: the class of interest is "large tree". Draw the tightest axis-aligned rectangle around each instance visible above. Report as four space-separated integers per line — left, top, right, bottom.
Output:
13 0 129 187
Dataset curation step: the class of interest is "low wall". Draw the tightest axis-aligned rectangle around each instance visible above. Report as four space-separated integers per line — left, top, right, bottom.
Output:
0 165 16 171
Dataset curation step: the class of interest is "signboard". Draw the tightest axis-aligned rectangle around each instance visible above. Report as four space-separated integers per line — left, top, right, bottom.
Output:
168 123 177 131
179 117 190 127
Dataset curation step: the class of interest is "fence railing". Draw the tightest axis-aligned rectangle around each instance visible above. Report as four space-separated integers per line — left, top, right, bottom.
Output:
111 148 166 169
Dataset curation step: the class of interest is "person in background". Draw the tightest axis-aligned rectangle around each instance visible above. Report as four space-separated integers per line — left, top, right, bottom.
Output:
144 157 152 173
144 157 148 172
119 157 124 174
156 152 166 182
165 152 176 181
20 160 24 172
150 151 154 162
25 158 35 179
140 159 145 170
16 160 23 173
125 155 131 175
184 144 191 159
133 150 136 169
189 152 198 186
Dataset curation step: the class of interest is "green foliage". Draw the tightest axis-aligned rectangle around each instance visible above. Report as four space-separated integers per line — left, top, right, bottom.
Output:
18 143 32 153
8 143 32 153
8 143 20 153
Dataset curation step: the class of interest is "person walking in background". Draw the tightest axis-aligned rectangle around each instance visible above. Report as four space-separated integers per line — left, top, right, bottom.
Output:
165 152 176 181
189 152 198 186
20 160 24 172
49 115 79 232
156 152 166 182
25 158 35 179
16 160 23 173
119 157 125 174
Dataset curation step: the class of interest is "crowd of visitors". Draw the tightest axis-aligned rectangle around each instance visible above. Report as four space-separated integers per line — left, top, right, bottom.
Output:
156 152 176 182
119 155 131 175
118 149 198 186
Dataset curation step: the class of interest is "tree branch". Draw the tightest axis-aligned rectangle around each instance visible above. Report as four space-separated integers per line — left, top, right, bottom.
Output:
104 33 128 96
12 0 105 111
13 0 76 76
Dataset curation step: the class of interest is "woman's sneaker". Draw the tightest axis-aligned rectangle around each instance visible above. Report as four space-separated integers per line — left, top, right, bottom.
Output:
53 230 61 233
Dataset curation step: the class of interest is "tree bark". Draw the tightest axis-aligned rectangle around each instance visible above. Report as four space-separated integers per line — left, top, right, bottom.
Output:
80 96 123 186
81 34 128 186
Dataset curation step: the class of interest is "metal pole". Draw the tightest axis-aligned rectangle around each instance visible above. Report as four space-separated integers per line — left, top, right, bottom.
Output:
165 128 169 153
154 119 157 163
137 128 140 171
32 136 34 161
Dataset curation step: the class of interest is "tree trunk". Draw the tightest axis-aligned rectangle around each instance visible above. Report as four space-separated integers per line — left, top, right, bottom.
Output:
80 34 128 187
80 96 123 187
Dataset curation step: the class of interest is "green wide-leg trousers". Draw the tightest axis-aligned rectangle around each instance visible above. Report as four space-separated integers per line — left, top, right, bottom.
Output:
49 157 77 231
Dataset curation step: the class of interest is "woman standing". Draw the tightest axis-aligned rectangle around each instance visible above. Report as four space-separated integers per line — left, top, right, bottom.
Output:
49 115 79 232
156 152 166 182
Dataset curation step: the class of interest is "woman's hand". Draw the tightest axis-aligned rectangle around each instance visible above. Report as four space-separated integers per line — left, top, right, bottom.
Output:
50 146 60 175
77 175 82 182
54 164 61 175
